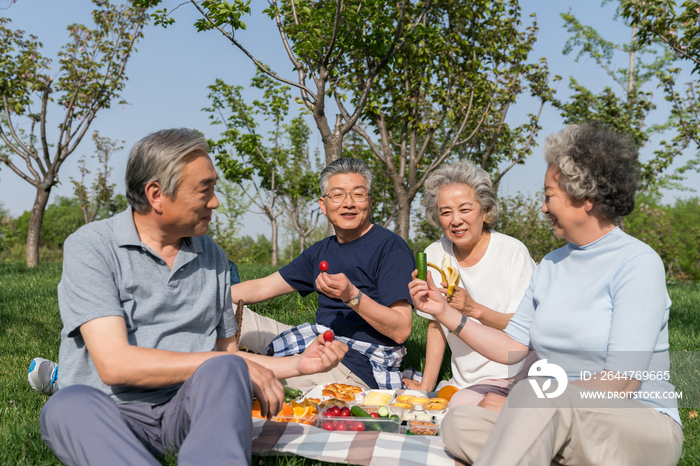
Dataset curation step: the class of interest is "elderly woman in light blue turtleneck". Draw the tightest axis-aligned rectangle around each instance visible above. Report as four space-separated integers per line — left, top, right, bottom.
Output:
409 123 682 466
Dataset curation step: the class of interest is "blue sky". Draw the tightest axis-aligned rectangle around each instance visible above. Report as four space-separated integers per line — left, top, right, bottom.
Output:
1 0 698 237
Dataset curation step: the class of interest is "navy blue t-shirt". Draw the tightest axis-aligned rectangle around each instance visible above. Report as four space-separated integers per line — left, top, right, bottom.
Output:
279 224 416 388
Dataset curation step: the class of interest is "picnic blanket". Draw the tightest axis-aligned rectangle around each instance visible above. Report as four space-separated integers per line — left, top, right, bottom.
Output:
252 418 467 466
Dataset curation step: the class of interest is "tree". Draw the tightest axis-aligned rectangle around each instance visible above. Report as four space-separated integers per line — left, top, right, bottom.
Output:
342 131 398 229
555 5 699 195
0 1 146 266
207 174 251 259
279 115 322 253
206 71 320 265
0 201 14 253
340 0 557 241
618 0 700 184
138 0 430 166
70 131 124 224
625 194 700 280
620 0 700 72
15 196 84 250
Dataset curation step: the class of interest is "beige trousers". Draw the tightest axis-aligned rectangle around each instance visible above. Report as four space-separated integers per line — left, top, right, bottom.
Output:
441 379 683 466
238 307 370 392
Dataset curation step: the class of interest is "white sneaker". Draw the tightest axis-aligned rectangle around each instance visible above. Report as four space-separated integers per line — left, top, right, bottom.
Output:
28 358 58 395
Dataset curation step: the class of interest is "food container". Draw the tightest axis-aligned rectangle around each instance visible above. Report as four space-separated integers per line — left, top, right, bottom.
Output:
387 402 412 420
403 419 440 436
402 410 436 422
318 405 401 433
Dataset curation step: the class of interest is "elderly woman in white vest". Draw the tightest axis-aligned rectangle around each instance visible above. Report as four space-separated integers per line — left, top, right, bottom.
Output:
404 159 536 410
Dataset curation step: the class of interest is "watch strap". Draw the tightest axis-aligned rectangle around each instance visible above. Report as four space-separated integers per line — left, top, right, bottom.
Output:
450 313 468 336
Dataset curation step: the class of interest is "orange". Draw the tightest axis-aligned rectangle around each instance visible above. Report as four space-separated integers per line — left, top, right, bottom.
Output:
290 400 306 409
293 406 312 418
251 399 264 419
437 385 459 402
281 402 294 416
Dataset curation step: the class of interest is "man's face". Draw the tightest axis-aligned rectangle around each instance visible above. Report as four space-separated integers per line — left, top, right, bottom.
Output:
319 173 372 238
160 151 219 237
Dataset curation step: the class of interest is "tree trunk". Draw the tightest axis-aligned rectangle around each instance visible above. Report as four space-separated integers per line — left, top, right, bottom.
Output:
395 195 412 245
26 185 52 267
270 216 278 266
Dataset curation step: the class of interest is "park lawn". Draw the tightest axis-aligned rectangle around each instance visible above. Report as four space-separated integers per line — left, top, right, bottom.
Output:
0 262 698 465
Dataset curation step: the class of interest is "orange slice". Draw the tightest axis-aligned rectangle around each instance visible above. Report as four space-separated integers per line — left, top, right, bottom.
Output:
293 406 312 418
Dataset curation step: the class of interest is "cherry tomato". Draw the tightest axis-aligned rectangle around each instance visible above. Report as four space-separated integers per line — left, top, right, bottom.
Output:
319 261 329 272
339 407 351 417
370 412 379 419
350 421 365 431
334 421 348 431
322 421 335 431
323 330 335 342
327 406 340 417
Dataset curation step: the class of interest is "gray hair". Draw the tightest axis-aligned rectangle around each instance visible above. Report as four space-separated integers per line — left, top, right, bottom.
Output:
319 157 374 195
423 159 500 229
125 128 210 213
544 123 638 219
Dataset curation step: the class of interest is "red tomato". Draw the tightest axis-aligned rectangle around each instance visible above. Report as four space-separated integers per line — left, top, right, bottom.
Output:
370 412 379 419
319 261 329 272
322 421 335 431
350 421 365 431
339 407 351 417
334 421 348 431
323 330 335 342
327 406 341 417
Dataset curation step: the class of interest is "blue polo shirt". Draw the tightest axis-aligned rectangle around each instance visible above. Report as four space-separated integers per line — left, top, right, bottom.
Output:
279 224 415 388
57 207 237 405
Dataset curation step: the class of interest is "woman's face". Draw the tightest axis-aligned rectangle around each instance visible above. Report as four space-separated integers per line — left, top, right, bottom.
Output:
437 183 487 252
541 164 588 242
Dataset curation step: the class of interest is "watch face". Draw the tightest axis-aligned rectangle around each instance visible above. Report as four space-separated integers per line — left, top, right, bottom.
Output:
348 291 362 306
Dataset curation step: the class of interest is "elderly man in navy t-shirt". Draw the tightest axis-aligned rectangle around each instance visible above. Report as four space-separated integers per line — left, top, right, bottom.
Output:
232 158 416 390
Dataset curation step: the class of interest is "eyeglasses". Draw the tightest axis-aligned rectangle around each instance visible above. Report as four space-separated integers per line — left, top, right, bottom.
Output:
324 187 370 204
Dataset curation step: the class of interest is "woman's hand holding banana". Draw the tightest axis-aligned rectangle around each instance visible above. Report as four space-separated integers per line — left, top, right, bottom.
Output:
426 254 460 296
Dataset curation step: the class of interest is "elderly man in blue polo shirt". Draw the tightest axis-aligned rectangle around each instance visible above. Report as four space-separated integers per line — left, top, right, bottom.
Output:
36 129 347 466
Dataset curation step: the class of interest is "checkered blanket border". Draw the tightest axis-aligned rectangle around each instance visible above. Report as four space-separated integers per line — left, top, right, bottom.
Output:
252 418 467 466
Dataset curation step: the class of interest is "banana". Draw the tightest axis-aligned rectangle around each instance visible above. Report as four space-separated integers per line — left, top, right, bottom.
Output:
426 254 460 296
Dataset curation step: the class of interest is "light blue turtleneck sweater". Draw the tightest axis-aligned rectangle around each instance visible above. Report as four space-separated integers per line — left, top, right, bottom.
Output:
505 227 681 426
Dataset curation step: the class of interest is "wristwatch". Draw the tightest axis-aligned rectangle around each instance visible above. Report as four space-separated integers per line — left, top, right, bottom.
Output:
346 289 363 307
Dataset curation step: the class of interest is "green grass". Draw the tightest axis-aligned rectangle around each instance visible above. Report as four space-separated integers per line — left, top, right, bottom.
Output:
0 263 697 465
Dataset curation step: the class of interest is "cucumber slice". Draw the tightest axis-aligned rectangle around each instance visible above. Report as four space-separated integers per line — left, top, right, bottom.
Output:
377 406 390 418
